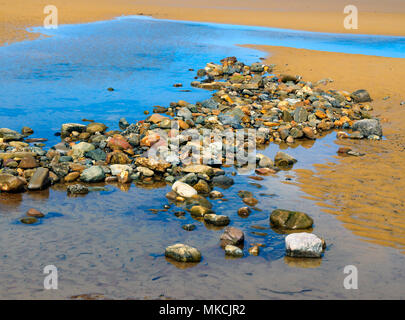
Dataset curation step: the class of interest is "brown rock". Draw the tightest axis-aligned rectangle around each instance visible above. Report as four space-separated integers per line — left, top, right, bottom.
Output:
26 208 45 218
220 227 244 248
64 172 80 182
237 207 251 217
18 156 38 169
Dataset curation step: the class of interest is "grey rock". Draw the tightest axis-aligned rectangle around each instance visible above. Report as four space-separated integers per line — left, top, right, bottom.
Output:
67 184 89 195
352 119 382 138
285 232 324 258
80 166 105 183
351 89 372 103
165 244 201 262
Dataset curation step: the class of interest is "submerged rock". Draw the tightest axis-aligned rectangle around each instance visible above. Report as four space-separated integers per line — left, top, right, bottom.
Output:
270 209 313 230
285 232 324 258
225 245 243 257
352 119 382 138
274 151 297 167
67 184 89 195
204 214 230 226
165 244 201 262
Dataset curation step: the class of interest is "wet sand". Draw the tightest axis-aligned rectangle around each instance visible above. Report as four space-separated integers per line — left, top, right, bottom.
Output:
2 0 405 46
248 45 405 252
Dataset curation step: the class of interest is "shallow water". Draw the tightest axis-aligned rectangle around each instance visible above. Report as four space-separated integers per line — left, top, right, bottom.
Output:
0 16 404 299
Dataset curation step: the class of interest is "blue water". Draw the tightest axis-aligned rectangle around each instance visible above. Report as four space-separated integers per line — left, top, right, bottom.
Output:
1 15 405 146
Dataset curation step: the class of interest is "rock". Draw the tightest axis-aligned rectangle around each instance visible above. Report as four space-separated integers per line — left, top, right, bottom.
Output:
248 245 260 256
209 190 223 199
172 181 197 198
107 136 131 150
0 174 26 192
0 128 23 141
190 205 211 217
182 164 214 176
80 166 105 183
110 164 133 176
134 157 171 173
225 245 243 257
204 214 230 226
67 184 89 195
274 151 297 167
294 107 308 123
270 209 313 230
243 197 258 206
86 122 107 134
106 151 130 165
303 127 315 139
212 175 234 188
165 244 201 262
257 154 273 168
20 217 38 224
117 170 131 184
179 173 198 185
280 74 297 83
28 167 49 190
351 89 372 103
72 142 95 159
285 232 324 258
64 172 80 182
220 227 244 247
61 123 86 138
18 156 38 169
255 168 277 175
193 179 211 194
237 190 253 198
118 117 130 130
85 149 106 161
21 126 34 135
137 166 154 177
352 119 382 138
237 207 251 217
26 208 45 218
182 224 196 231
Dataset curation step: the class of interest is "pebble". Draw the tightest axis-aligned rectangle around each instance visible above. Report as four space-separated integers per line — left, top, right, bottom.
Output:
224 245 243 258
270 209 313 230
26 208 45 218
165 244 201 262
20 217 38 224
220 227 244 247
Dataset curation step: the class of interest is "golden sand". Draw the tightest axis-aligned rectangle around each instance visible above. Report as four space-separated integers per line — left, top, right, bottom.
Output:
2 0 405 46
250 45 405 252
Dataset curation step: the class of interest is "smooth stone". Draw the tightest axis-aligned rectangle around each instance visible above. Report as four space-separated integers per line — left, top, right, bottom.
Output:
237 207 251 217
80 166 105 183
182 164 214 176
182 224 196 231
274 151 297 167
285 232 324 258
137 166 154 177
193 179 211 194
28 167 49 190
204 214 230 226
18 156 38 169
64 172 80 182
172 181 197 198
212 175 234 188
242 197 258 206
225 245 243 257
61 123 86 137
220 227 244 247
20 217 38 224
209 190 223 199
72 142 95 159
165 244 201 262
351 89 372 103
110 164 133 176
190 205 211 217
0 128 23 141
86 122 107 134
26 208 45 218
270 209 313 230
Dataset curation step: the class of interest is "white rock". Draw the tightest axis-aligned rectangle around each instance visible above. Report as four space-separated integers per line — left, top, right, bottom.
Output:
137 166 154 177
72 142 95 159
172 181 197 198
285 232 324 258
224 245 243 257
110 164 133 176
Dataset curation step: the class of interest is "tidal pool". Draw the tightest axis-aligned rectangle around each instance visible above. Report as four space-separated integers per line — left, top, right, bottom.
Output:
0 16 404 299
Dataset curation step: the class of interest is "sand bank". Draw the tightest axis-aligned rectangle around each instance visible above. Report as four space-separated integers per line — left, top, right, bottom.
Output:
2 0 405 46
